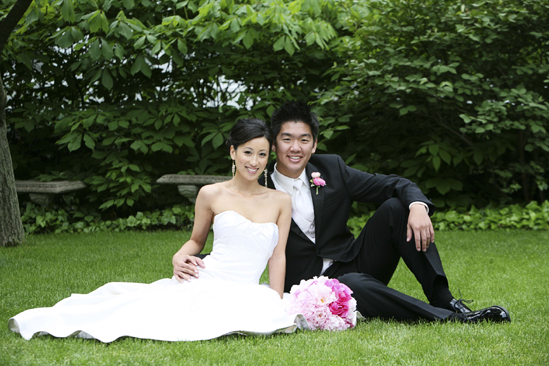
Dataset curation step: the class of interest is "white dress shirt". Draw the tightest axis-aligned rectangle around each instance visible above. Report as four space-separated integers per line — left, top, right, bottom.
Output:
271 164 334 274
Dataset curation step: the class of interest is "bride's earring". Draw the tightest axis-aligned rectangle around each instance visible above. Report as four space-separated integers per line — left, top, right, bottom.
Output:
264 169 268 187
232 161 235 177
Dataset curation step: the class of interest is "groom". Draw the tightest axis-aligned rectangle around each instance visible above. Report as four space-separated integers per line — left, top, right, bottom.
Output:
259 100 510 323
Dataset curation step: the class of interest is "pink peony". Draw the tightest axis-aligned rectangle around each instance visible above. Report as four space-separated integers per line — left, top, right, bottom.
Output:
326 280 353 303
323 314 347 331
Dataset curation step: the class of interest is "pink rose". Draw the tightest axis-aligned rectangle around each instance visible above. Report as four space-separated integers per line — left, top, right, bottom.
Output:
329 301 349 317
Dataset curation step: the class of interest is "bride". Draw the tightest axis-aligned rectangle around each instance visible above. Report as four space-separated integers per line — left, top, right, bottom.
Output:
9 118 301 342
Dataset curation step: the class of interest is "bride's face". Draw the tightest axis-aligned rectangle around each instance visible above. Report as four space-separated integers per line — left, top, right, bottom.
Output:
230 137 270 181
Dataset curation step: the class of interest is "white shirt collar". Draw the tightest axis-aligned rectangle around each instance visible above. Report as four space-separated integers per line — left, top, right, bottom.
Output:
272 163 308 194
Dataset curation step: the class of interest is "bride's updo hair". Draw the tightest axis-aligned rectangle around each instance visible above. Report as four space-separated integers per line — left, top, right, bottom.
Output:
225 118 274 151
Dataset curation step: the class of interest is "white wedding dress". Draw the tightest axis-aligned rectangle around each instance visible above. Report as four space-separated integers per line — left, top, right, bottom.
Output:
9 211 303 342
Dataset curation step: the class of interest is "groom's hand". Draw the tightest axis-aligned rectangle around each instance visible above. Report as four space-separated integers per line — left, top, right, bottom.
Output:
406 204 435 252
173 254 205 282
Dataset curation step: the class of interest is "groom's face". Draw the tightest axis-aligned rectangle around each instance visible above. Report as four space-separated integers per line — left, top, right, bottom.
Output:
273 121 317 179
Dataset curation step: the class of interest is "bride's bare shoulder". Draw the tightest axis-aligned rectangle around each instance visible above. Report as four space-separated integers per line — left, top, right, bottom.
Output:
198 182 226 199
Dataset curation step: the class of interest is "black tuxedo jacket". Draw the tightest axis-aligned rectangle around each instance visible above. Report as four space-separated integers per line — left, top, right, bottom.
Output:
259 154 434 292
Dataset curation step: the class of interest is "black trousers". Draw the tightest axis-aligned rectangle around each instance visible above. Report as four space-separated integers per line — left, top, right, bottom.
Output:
323 198 453 321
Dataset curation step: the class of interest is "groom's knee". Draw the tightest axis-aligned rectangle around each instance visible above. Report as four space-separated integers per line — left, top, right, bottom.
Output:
358 198 407 234
378 197 406 215
338 273 362 290
372 197 408 229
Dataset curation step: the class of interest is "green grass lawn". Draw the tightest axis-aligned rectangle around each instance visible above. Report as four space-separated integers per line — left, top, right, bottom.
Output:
1 230 548 365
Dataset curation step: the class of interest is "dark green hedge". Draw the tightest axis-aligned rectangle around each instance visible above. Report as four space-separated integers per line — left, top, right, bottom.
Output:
21 202 195 235
21 201 549 236
348 201 549 236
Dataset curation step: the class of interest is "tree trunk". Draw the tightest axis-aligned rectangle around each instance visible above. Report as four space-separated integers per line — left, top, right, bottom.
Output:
0 76 25 246
0 0 35 246
0 0 34 52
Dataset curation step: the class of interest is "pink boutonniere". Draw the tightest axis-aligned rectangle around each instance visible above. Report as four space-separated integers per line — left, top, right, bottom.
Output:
310 172 326 195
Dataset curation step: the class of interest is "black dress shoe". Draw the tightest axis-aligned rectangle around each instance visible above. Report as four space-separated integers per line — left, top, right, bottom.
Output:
451 305 511 323
450 298 473 313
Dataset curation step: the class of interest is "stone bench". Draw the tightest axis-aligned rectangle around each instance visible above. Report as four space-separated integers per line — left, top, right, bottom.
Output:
156 175 230 203
15 180 87 206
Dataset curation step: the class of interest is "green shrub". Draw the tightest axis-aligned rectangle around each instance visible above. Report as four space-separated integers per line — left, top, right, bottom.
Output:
21 202 195 235
348 201 549 236
22 200 549 237
431 201 549 231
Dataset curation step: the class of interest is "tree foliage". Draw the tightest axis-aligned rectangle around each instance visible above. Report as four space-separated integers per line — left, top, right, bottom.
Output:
3 0 341 213
2 0 548 216
318 0 549 207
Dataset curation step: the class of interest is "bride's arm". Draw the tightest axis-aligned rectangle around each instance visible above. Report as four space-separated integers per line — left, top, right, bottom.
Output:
268 194 292 298
173 186 215 282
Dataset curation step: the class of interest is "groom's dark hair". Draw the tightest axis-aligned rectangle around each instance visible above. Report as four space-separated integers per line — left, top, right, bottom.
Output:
271 101 319 141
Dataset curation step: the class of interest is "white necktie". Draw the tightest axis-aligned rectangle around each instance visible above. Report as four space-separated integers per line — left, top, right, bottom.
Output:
292 179 315 237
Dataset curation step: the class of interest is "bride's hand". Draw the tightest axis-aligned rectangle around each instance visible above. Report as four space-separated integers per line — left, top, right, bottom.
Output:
173 254 206 282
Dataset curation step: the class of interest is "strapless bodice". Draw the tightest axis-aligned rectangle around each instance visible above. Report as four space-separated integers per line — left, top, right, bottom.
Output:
196 211 279 284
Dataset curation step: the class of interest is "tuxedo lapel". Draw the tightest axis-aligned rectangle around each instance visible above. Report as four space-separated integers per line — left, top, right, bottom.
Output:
290 220 311 242
306 163 325 241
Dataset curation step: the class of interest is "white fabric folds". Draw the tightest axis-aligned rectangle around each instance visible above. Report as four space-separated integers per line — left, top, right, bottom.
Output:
9 211 301 342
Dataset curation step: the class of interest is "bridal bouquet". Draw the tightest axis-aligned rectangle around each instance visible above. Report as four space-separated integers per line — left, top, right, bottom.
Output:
284 276 357 331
